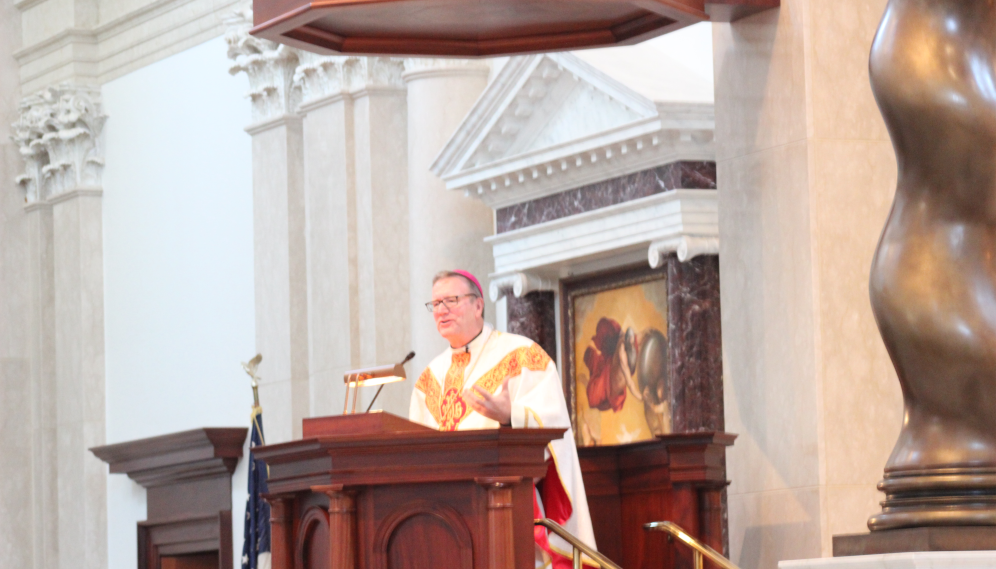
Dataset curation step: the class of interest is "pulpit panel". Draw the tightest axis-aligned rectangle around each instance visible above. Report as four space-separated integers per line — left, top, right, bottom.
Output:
296 506 331 569
365 483 479 569
385 512 473 569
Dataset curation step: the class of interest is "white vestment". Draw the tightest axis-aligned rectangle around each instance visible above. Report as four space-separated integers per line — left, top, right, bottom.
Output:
409 324 597 567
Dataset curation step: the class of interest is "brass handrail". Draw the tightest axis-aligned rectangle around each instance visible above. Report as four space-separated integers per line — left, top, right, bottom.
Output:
534 519 622 569
644 521 740 569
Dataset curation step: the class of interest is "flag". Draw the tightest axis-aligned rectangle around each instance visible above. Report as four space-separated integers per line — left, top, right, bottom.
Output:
241 406 271 569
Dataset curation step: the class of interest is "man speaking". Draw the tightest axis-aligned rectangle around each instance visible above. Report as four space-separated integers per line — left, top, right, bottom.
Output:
409 270 596 568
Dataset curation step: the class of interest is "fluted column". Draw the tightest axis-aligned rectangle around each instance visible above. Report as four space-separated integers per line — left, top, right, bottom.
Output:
403 59 492 382
12 84 108 569
227 11 308 443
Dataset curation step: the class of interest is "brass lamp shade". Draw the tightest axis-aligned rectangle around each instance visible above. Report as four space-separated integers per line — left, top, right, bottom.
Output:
343 363 407 387
250 0 779 57
342 360 410 414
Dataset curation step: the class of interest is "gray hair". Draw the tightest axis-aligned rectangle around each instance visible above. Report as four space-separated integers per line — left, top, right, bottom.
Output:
432 270 485 319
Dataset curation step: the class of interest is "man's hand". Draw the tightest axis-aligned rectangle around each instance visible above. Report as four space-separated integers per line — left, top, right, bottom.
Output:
463 379 512 426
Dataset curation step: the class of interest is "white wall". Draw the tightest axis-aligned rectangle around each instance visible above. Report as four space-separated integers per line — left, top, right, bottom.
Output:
101 36 255 569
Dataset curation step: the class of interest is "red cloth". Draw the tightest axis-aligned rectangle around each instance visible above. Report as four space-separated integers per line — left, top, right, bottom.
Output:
534 458 575 569
584 318 626 412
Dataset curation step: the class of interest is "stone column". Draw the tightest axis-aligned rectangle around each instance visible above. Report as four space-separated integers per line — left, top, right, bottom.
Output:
352 58 409 413
403 59 492 385
3 94 41 569
296 54 360 417
227 13 308 443
13 85 108 569
296 55 409 416
713 1 902 565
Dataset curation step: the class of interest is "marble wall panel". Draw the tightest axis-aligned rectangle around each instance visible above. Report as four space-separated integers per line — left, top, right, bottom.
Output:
716 0 902 562
713 5 808 163
719 140 820 497
506 291 557 365
667 253 723 433
811 138 900 536
728 487 823 568
495 161 716 233
0 360 32 569
808 0 889 141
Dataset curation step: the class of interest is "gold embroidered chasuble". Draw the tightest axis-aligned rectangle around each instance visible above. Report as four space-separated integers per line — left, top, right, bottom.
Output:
409 323 597 562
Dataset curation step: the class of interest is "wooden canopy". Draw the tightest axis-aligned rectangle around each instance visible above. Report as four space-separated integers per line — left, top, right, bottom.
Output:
250 0 779 57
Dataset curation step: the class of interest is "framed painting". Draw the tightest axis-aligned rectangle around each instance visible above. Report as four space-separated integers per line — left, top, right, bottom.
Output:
561 265 670 447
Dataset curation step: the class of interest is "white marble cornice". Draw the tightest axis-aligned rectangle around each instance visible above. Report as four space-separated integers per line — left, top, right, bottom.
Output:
225 7 301 123
485 189 718 281
15 0 241 93
11 84 107 203
402 58 490 81
446 106 714 209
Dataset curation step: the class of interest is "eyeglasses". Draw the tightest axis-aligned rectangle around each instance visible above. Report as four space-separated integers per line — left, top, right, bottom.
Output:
425 294 479 312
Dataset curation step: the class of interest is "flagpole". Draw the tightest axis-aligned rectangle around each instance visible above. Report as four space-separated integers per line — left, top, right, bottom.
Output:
240 354 271 569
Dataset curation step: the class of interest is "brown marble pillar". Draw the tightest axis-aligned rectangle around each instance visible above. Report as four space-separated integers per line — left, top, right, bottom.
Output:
667 253 723 433
506 291 557 363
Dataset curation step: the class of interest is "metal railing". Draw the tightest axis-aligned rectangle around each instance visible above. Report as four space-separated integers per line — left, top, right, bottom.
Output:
534 519 622 569
644 521 740 569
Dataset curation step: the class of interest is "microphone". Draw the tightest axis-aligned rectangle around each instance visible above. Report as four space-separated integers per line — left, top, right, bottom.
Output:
365 351 416 413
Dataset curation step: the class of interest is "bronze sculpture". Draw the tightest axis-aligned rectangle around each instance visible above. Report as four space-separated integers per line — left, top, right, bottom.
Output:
868 0 996 530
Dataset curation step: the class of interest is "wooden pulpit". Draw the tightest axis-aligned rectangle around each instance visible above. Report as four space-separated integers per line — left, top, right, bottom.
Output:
252 412 563 569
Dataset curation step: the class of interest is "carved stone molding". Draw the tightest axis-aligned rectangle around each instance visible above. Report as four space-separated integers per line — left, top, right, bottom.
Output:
11 84 107 203
225 6 301 123
488 271 556 302
294 54 405 109
431 53 715 209
648 235 719 266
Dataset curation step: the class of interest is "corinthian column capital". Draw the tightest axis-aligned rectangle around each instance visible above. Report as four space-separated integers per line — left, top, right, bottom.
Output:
225 6 301 123
11 84 107 203
293 53 358 105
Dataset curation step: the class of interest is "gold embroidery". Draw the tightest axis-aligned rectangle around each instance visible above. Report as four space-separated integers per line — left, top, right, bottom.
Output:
415 368 442 426
442 344 552 431
439 352 471 431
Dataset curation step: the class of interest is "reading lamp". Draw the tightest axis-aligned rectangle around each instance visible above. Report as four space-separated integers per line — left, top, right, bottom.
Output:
342 351 415 415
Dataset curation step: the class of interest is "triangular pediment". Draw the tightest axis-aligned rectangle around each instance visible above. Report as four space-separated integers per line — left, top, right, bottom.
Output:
433 53 659 178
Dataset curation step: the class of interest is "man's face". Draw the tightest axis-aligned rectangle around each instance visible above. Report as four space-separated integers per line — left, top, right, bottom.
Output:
432 277 484 347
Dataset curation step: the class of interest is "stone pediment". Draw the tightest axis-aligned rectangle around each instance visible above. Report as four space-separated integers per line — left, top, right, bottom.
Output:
431 52 714 209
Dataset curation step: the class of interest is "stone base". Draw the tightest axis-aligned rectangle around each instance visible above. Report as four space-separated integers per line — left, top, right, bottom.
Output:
834 527 996 556
779 552 996 569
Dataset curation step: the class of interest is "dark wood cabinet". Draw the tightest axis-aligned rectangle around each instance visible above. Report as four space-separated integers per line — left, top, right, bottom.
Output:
91 428 248 569
579 432 735 569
